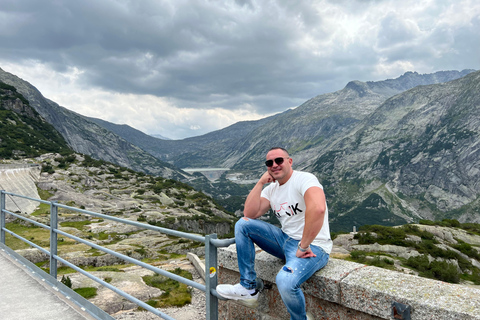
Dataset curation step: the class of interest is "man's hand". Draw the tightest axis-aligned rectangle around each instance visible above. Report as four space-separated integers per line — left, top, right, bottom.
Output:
243 171 274 219
296 247 316 258
259 171 275 184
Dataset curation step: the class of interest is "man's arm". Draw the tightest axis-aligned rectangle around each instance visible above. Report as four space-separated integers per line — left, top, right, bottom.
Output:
243 171 273 219
296 186 326 258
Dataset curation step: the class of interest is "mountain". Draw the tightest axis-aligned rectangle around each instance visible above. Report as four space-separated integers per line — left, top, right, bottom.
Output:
139 68 477 230
2 65 479 231
85 70 475 172
0 68 187 179
86 114 274 168
0 81 71 158
150 133 171 140
216 69 476 171
308 70 480 231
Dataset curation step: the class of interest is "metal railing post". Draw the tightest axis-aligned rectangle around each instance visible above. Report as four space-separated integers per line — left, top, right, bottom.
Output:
49 201 58 279
205 234 219 320
1 191 5 244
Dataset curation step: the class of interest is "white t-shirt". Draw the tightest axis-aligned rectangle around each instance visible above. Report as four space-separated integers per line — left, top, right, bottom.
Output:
260 170 332 254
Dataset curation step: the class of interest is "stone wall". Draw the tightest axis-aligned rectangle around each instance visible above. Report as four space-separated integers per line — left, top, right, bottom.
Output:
218 244 480 320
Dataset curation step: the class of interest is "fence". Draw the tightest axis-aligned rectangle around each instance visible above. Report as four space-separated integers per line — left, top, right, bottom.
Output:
0 190 235 320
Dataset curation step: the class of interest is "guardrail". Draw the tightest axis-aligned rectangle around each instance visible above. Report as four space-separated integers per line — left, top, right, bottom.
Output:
0 190 235 320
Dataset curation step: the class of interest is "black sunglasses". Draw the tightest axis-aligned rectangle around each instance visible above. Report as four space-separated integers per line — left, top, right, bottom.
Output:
265 157 289 167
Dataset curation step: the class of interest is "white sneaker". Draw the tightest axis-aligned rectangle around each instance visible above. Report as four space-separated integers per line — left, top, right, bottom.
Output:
216 283 260 308
306 312 315 320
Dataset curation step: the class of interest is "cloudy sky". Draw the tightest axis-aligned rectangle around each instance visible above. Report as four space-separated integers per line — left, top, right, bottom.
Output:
1 0 479 139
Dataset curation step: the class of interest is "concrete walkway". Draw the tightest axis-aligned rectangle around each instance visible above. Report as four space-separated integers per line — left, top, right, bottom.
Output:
0 248 98 320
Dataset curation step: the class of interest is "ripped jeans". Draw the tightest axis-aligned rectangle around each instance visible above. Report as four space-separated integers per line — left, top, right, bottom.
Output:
235 217 329 320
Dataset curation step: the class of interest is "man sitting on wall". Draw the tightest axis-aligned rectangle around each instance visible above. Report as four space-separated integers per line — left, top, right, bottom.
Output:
217 147 332 320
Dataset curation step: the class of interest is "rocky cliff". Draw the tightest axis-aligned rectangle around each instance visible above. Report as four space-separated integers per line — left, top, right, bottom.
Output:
308 71 480 230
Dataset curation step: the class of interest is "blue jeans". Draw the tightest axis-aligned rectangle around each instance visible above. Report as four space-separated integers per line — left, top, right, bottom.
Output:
235 217 329 320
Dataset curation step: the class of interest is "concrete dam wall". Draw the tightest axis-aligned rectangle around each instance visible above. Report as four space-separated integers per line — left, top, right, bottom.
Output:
0 165 41 214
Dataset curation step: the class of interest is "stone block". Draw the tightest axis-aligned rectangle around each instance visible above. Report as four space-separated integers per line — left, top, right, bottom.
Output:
341 266 480 319
218 245 480 320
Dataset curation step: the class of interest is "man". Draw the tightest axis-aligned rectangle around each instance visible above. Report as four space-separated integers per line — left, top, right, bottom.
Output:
217 147 332 320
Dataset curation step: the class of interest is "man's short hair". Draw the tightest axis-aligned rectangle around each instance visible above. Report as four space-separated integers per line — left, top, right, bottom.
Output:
268 147 289 156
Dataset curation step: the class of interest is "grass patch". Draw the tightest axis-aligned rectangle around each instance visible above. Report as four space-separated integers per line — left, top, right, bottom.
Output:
157 250 186 260
348 251 397 270
57 243 91 255
57 266 77 275
60 220 92 230
86 248 105 256
142 268 193 308
31 202 51 217
37 188 54 200
95 266 123 272
74 287 98 299
4 221 50 250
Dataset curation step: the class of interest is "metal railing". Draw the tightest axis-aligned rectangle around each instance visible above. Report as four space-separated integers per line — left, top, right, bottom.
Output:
0 190 235 320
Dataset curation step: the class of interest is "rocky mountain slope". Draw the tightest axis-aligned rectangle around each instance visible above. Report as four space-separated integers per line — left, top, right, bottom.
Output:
5 151 234 271
87 70 475 171
309 70 480 230
0 81 70 157
0 68 187 179
34 153 234 237
225 70 475 171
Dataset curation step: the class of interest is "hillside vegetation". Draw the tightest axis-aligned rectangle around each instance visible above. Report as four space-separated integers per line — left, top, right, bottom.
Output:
333 219 480 286
0 81 71 158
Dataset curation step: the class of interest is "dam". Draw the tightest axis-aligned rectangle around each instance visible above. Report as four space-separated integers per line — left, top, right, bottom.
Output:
0 164 41 214
182 167 230 181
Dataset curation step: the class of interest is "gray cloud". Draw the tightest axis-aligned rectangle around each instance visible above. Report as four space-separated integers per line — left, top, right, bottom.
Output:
1 0 479 139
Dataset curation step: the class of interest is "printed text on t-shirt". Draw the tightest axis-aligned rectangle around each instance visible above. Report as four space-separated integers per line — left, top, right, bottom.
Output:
273 202 303 217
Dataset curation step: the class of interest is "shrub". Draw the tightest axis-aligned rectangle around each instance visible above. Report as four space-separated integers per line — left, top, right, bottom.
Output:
406 255 430 272
430 260 460 283
370 256 395 269
61 275 72 288
406 255 461 283
349 250 367 263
